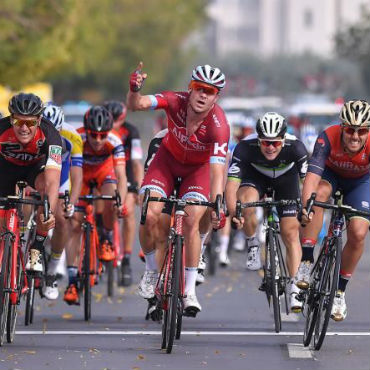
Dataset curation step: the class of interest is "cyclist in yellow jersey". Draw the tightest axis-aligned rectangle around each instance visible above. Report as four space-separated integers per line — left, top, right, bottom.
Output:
42 103 83 300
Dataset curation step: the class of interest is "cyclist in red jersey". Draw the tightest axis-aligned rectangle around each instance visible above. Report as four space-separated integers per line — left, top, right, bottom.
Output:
127 62 229 316
0 93 62 272
64 106 128 304
299 100 370 321
104 101 144 287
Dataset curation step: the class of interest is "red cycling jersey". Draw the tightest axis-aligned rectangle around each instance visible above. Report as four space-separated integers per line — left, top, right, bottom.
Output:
77 127 126 168
148 91 229 165
0 117 62 170
308 124 370 178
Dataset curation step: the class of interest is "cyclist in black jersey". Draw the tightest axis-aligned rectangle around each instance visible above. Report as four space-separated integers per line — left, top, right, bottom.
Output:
225 112 308 312
0 93 63 272
104 101 144 286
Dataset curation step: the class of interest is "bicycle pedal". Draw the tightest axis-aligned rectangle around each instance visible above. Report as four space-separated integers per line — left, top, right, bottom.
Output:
183 307 199 318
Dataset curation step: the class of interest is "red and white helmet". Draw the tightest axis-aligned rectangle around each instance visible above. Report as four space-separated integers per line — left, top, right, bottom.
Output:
191 64 226 90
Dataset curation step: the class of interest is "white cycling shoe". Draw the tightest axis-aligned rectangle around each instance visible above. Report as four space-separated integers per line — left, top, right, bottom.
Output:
246 245 262 270
138 270 158 299
183 293 202 317
26 249 43 272
43 275 59 300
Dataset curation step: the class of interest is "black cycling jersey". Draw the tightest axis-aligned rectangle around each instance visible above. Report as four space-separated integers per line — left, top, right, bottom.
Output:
228 133 308 218
228 133 308 181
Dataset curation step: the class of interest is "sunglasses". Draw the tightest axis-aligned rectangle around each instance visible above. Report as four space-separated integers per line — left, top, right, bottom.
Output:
88 131 108 140
11 117 39 128
342 126 369 136
259 139 284 148
189 81 219 95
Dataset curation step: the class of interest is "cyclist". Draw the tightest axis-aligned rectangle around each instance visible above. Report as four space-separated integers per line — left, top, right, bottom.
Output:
299 100 370 321
0 93 62 271
64 106 127 304
41 103 83 300
127 62 229 315
225 112 308 311
104 100 144 286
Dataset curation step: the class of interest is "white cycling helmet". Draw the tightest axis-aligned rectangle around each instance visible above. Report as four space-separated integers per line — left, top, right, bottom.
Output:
256 112 287 138
340 100 370 127
191 64 226 90
43 103 64 131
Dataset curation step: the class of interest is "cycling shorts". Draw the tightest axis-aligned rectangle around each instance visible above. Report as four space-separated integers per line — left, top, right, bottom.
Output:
0 156 45 196
81 161 117 196
140 145 210 202
321 167 370 220
239 164 300 218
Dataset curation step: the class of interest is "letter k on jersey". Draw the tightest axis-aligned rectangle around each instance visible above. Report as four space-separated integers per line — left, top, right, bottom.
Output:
214 142 227 155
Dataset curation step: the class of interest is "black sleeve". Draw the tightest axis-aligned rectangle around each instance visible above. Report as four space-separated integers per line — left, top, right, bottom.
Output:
228 142 249 181
307 131 331 177
144 138 162 172
293 140 309 179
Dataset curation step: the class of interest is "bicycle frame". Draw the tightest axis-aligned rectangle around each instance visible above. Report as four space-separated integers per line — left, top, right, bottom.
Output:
0 207 27 305
156 201 186 309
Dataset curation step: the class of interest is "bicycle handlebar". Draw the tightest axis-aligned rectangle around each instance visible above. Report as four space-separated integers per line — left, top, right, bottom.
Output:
305 192 370 218
140 189 222 225
0 194 50 220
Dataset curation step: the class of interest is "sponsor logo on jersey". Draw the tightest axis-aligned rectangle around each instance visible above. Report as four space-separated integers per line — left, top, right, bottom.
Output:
172 127 206 150
228 162 240 174
213 142 227 155
317 138 325 147
361 201 369 209
49 145 62 165
213 114 221 128
329 158 369 172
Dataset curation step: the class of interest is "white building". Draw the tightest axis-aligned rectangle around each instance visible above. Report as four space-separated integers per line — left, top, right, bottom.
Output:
206 0 369 57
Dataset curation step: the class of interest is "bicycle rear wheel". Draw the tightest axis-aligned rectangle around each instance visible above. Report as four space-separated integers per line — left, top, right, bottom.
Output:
268 228 281 333
0 236 11 346
164 236 182 353
83 224 92 321
313 237 341 350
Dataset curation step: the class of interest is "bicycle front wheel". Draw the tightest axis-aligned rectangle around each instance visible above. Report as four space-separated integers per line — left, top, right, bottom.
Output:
164 236 182 353
0 236 11 346
313 237 341 350
83 224 92 321
268 228 281 333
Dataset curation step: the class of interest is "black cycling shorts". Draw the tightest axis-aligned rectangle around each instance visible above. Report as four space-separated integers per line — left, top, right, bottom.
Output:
0 156 45 196
239 165 300 218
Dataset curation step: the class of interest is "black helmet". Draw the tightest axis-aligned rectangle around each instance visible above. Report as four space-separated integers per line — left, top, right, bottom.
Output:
103 100 127 121
8 93 44 116
84 105 113 132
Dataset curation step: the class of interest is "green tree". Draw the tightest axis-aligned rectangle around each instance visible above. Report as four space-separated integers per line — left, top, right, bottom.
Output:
0 0 206 98
0 0 81 88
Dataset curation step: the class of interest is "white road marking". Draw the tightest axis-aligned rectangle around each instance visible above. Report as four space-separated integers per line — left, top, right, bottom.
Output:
281 313 300 322
15 330 370 336
287 343 313 359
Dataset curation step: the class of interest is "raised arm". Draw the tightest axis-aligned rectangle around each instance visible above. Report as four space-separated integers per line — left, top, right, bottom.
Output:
126 61 153 111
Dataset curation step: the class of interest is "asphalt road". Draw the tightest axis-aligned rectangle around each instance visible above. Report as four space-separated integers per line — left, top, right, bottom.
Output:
0 233 369 370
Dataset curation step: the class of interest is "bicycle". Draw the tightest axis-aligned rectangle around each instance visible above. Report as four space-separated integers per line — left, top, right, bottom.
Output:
235 189 299 333
301 190 370 350
75 182 121 321
140 189 221 353
0 181 49 345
